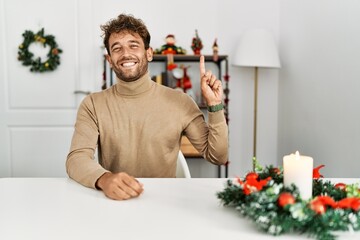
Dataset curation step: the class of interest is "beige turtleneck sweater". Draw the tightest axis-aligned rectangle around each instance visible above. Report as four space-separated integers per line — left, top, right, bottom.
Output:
66 73 228 188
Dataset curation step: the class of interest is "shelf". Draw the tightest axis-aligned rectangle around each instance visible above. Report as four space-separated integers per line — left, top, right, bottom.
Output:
152 54 228 63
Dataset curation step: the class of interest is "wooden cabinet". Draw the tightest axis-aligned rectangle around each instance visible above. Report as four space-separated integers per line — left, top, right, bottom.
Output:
180 136 201 157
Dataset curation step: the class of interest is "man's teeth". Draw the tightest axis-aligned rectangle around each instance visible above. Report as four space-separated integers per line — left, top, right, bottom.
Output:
122 62 136 67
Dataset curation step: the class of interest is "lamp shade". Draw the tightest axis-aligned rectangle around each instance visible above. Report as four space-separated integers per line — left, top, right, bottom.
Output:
233 29 281 68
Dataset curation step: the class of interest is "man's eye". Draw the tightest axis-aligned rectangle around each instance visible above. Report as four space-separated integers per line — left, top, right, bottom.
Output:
112 47 120 52
130 44 139 48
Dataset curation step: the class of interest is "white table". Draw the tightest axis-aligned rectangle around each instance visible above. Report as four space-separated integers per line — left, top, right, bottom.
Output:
0 178 359 240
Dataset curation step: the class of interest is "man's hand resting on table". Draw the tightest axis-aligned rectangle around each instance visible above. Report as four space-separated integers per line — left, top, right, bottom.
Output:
95 172 144 200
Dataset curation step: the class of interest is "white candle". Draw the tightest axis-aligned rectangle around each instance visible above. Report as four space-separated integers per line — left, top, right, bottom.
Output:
283 151 313 200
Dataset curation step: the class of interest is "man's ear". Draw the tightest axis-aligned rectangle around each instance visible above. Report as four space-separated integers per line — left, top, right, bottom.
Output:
146 47 153 62
105 54 113 68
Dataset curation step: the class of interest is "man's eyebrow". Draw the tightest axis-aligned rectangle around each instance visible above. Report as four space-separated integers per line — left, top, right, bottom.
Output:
110 39 141 50
110 42 121 50
129 39 141 44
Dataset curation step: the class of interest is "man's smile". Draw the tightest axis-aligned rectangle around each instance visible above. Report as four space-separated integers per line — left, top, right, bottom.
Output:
121 61 137 68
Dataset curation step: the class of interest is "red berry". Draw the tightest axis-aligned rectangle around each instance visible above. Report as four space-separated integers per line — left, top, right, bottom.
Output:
334 183 346 191
310 199 326 214
271 167 281 175
351 199 360 211
245 172 258 181
278 192 295 207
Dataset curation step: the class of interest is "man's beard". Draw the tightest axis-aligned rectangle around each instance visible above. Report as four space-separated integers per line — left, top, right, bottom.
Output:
112 58 148 82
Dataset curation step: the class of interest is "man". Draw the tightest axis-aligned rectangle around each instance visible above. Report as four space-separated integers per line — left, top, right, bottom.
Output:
66 14 228 200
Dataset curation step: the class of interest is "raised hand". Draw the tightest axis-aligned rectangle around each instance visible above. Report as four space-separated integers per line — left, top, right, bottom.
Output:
199 55 223 106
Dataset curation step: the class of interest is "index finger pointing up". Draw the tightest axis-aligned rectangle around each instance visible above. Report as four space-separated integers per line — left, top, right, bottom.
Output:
199 55 205 76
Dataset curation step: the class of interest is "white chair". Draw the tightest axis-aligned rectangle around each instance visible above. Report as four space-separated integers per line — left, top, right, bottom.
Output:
176 151 191 178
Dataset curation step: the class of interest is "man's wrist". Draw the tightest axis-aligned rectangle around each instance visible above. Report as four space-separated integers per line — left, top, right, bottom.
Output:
95 172 110 190
207 103 224 112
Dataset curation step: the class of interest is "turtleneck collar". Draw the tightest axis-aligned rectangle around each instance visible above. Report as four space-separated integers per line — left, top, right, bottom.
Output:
114 72 154 96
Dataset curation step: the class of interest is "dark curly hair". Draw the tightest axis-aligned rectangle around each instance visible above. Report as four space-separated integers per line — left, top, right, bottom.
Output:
101 14 151 55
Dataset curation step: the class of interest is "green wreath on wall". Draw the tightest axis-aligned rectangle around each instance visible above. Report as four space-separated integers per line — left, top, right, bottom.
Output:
17 28 63 72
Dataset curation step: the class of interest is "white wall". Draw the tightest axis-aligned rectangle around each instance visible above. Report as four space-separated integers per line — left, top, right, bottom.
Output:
278 0 360 177
218 0 280 176
0 0 281 178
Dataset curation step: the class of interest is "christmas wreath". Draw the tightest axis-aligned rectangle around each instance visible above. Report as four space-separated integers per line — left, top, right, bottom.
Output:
18 28 62 72
217 159 360 240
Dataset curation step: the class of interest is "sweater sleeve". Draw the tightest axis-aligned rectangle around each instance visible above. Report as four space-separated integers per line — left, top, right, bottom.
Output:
66 95 108 189
183 101 229 165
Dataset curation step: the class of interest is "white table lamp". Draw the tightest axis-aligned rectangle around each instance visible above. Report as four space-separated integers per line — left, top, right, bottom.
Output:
233 29 281 169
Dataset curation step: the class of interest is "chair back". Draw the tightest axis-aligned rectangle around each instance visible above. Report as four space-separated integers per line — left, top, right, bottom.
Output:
176 151 191 178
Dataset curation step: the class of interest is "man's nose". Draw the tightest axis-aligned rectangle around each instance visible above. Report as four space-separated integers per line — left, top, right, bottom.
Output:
122 47 132 56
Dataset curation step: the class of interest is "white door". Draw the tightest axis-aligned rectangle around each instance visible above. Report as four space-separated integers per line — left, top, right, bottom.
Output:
0 0 99 177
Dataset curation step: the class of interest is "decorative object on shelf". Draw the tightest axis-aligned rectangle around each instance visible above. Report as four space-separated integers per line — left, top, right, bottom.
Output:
223 74 230 123
102 46 107 90
191 30 203 55
223 61 230 125
212 38 219 62
217 159 360 240
17 28 62 72
175 65 192 93
233 29 281 169
166 53 177 71
222 55 230 175
154 34 186 71
154 34 186 55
